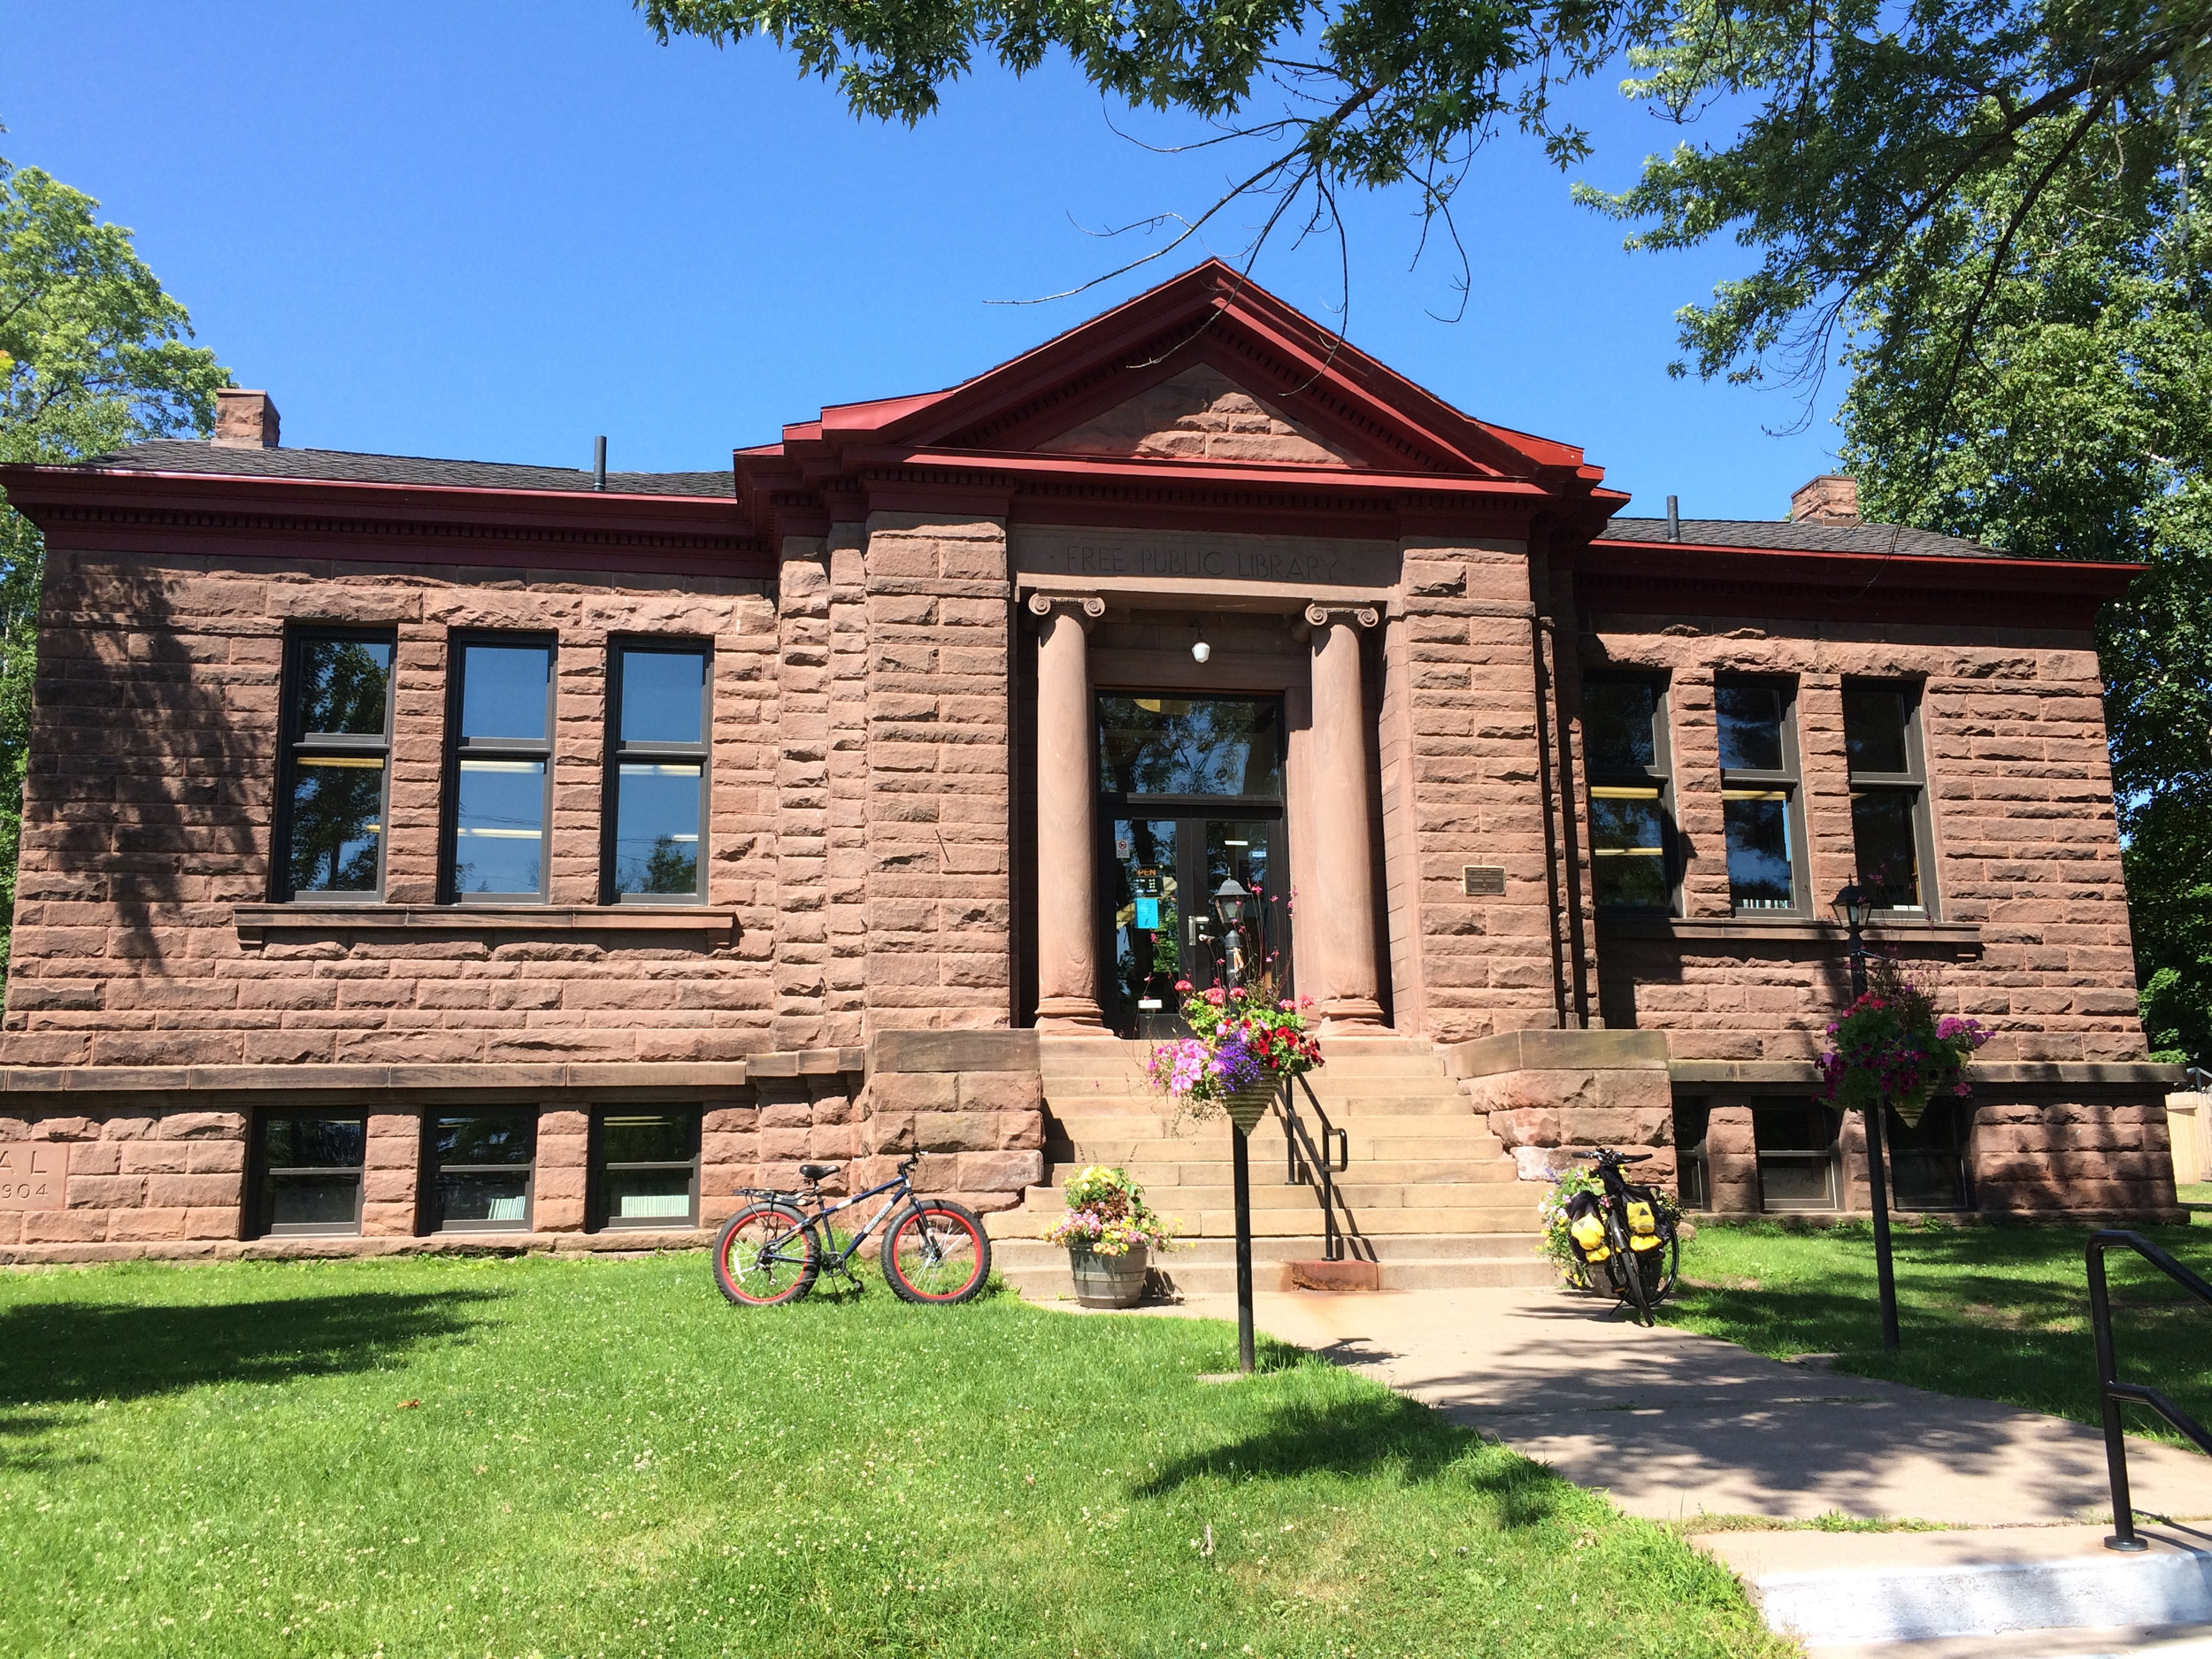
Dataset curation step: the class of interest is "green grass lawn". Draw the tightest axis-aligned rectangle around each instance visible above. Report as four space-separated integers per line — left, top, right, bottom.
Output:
0 1254 1786 1659
1664 1218 2212 1443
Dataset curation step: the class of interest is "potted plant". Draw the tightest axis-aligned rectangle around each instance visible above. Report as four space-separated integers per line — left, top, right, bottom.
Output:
1816 961 1990 1127
1042 1165 1180 1308
1143 972 1325 1132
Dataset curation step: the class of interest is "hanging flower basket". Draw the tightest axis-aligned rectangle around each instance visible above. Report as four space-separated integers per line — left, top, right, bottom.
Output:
1817 962 1990 1127
1144 971 1323 1137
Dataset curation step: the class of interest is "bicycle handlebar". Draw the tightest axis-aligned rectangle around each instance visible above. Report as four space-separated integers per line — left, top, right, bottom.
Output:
1568 1148 1652 1164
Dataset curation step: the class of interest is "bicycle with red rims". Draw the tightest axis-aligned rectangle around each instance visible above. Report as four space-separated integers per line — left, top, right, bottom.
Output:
712 1154 992 1308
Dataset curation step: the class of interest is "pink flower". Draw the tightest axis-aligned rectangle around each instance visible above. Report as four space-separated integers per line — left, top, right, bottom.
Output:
1174 979 1192 993
1279 999 1295 1011
1204 987 1225 1006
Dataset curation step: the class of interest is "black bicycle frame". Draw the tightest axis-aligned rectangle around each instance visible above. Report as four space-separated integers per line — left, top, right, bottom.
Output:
742 1171 921 1271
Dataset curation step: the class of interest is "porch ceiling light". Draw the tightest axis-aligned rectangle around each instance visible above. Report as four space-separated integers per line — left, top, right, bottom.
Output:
1213 876 1248 926
1191 620 1211 664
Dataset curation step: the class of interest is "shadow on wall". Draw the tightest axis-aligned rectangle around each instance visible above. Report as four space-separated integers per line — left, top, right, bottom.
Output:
0 1286 503 1410
21 553 262 969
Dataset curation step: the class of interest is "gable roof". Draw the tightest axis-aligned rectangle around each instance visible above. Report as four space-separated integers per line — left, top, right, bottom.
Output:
1599 517 1999 558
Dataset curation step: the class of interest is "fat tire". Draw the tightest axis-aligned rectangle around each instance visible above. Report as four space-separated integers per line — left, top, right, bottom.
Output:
881 1200 991 1304
714 1202 819 1307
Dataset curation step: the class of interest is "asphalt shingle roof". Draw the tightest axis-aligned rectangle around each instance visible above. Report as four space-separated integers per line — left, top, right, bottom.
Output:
74 439 736 499
1598 516 1999 558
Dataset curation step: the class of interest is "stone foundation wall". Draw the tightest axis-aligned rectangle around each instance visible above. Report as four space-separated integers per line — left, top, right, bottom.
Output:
0 1033 1051 1263
1442 1028 1677 1188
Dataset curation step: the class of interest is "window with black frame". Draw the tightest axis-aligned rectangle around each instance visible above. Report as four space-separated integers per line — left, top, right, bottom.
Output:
1753 1101 1840 1210
1672 1099 1712 1210
276 630 396 901
606 643 709 902
593 1110 700 1228
255 1113 365 1236
1843 681 1934 915
1716 680 1808 914
1582 676 1674 910
425 1111 536 1232
446 639 555 902
1887 1103 1970 1210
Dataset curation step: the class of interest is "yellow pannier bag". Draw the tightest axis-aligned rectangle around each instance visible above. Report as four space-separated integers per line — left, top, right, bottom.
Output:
1569 1212 1609 1260
1625 1199 1657 1234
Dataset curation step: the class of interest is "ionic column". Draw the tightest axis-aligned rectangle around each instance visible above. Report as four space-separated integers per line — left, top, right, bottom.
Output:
1305 603 1386 1027
1030 594 1106 1029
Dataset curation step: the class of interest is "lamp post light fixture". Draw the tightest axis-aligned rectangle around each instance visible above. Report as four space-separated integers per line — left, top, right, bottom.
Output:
1833 880 1903 1352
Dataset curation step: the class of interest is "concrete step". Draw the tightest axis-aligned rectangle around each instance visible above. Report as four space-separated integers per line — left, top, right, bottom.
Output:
1041 1137 1509 1166
1020 1179 1532 1212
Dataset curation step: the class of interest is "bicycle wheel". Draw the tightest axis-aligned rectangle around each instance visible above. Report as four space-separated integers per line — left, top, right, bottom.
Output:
881 1200 991 1304
1646 1232 1682 1302
1607 1209 1654 1326
713 1202 819 1307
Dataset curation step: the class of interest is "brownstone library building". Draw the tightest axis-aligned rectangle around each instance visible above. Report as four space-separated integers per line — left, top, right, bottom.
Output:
0 261 2182 1277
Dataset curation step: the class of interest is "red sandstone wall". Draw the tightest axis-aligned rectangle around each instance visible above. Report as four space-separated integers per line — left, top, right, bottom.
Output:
1 549 780 1065
1387 541 1563 1041
1584 620 2147 1064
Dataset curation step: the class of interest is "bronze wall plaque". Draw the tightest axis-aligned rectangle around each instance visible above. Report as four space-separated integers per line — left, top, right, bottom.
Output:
0 1142 66 1210
1462 865 1507 897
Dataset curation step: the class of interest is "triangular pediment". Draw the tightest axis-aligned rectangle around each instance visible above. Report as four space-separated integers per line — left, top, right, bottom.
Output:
1035 365 1365 468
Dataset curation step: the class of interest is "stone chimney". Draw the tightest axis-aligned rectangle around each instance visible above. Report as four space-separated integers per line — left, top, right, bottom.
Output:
1790 473 1859 524
212 388 281 449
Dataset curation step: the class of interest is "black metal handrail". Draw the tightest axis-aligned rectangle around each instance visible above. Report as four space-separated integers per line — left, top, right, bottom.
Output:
2088 1229 2212 1551
1275 1072 1349 1262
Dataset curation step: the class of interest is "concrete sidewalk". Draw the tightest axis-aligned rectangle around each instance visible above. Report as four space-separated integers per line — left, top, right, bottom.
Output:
1054 1284 2209 1526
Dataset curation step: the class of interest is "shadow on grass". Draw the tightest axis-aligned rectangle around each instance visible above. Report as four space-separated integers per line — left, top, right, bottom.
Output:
0 1289 505 1412
1137 1386 1570 1527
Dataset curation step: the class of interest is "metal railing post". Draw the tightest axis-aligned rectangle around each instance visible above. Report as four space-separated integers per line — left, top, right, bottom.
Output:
2085 1229 2212 1553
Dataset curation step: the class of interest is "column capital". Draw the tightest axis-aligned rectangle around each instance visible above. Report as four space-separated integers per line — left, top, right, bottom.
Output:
1303 602 1379 630
1026 592 1106 630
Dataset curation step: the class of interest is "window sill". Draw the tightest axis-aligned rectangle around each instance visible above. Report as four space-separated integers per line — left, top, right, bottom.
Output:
235 903 739 945
1595 914 1981 948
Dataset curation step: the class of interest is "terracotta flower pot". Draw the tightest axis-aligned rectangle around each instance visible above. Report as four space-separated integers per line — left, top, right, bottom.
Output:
1070 1243 1150 1308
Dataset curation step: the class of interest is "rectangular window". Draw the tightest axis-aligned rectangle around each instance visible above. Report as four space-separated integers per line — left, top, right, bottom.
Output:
445 638 555 902
255 1112 365 1236
1582 676 1674 910
1673 1099 1712 1210
593 1110 701 1229
1716 679 1808 914
606 643 709 902
1887 1102 1970 1210
275 630 396 901
1844 681 1934 915
425 1110 536 1232
1753 1102 1840 1211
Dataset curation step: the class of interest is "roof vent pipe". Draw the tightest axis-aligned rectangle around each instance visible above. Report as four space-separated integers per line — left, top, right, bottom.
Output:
593 435 607 492
1666 495 1680 541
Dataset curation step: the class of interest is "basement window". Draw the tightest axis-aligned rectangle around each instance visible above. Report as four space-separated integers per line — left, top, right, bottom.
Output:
255 1113 365 1237
426 1110 536 1232
593 1110 700 1229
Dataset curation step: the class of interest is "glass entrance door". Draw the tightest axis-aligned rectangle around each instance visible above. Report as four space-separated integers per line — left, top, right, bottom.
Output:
1095 695 1289 1039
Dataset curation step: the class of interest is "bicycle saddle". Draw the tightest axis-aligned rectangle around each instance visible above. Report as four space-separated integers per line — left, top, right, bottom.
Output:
798 1163 837 1181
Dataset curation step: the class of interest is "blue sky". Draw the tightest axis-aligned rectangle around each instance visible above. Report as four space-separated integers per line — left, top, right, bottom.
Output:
4 1 1847 518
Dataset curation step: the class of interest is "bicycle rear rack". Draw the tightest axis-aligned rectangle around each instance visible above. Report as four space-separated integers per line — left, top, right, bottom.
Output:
1275 1073 1350 1262
2088 1228 2212 1550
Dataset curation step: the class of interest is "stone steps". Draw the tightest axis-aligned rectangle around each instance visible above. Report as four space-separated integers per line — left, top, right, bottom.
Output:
987 1202 1538 1239
1034 1156 1517 1187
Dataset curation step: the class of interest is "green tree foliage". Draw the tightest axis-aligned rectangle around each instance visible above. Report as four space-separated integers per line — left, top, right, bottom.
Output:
0 150 227 972
1835 115 2212 1064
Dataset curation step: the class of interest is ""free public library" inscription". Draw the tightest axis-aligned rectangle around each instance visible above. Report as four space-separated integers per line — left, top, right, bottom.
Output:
0 1143 65 1210
1013 526 1398 589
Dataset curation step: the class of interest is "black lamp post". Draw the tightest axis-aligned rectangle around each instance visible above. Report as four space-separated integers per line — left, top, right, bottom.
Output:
1834 881 1902 1352
1210 873 1259 1371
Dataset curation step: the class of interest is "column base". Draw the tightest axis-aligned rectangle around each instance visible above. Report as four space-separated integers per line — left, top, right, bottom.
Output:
1033 996 1106 1031
1318 996 1386 1030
